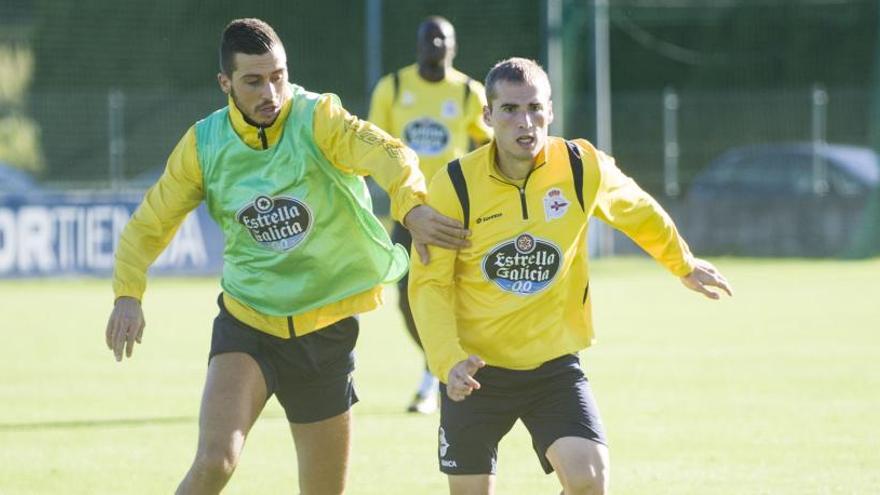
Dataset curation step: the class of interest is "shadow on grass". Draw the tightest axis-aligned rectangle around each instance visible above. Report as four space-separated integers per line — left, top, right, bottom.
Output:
0 409 425 432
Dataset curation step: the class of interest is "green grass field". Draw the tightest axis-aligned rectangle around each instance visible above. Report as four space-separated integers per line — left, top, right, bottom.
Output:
1 257 878 494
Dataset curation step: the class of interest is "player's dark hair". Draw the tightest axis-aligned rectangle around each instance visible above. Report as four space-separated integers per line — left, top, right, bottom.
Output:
219 18 283 75
484 58 551 106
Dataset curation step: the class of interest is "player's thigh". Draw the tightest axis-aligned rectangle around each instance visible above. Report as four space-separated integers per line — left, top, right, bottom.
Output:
197 352 268 454
520 356 607 474
545 437 609 490
439 380 518 476
448 474 495 495
289 410 351 492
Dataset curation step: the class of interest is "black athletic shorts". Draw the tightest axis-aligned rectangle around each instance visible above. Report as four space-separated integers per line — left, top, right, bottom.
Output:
391 222 412 292
438 354 606 475
208 295 359 424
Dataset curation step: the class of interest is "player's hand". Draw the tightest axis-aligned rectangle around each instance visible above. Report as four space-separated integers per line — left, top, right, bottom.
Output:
105 296 145 362
403 205 471 265
446 355 486 402
681 258 733 300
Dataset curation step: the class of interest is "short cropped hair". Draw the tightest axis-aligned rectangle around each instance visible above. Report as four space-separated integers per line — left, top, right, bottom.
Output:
219 18 283 75
484 58 551 106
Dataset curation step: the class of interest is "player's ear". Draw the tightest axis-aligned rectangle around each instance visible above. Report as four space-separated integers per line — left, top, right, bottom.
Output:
483 104 493 127
217 72 231 95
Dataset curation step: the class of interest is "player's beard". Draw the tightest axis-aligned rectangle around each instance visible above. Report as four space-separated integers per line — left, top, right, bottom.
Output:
229 87 279 128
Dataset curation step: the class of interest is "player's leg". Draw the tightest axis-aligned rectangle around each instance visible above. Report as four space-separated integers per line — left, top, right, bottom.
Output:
439 367 518 495
289 410 351 495
520 355 608 495
545 437 609 495
274 316 360 495
448 474 495 495
176 352 268 494
176 296 274 495
393 222 439 413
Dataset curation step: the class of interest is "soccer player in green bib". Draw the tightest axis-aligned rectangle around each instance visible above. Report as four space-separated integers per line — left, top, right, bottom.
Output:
104 18 469 495
369 16 492 414
409 58 733 495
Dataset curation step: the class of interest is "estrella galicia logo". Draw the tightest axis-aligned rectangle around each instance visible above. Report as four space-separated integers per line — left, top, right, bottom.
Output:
482 233 562 295
236 195 312 252
403 117 449 155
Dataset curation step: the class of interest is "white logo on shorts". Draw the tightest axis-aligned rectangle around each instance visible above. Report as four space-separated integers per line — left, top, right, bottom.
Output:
439 427 450 457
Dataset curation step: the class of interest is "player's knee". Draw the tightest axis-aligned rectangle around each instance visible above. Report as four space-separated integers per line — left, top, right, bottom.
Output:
192 445 240 480
559 467 607 495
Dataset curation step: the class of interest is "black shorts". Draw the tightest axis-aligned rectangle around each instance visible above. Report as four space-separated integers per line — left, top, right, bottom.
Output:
208 295 359 424
438 354 606 475
391 222 412 292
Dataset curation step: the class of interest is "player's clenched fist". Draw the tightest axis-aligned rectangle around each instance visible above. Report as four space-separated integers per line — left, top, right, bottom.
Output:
446 355 486 401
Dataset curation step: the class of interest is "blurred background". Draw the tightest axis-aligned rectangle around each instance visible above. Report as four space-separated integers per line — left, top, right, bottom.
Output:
1 0 879 276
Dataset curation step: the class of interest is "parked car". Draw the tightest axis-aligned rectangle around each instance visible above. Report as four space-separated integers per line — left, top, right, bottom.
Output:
683 143 880 257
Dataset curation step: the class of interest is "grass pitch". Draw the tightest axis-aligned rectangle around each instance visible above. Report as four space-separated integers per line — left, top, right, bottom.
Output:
1 257 878 494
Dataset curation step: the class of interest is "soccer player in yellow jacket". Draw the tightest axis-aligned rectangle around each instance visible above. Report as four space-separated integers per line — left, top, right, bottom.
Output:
409 58 732 495
369 16 492 414
103 19 468 495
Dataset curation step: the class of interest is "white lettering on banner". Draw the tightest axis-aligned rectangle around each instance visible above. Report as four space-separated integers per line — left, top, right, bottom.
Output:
55 207 78 269
154 214 208 268
17 206 55 272
0 209 15 271
0 205 210 275
86 206 115 270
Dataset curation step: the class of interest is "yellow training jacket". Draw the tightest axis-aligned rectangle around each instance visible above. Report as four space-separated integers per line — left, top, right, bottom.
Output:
368 64 492 184
113 91 426 338
409 137 696 381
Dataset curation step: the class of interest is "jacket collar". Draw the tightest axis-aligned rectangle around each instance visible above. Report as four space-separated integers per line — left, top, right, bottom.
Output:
227 92 293 150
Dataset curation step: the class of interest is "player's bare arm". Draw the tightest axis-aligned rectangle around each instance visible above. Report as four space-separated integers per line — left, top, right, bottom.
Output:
681 258 733 300
105 296 145 362
404 204 471 264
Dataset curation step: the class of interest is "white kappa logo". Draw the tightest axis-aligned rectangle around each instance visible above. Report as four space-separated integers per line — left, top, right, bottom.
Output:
439 427 450 457
543 188 570 221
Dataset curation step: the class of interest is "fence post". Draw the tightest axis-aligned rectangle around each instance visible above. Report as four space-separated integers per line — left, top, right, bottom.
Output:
811 83 829 195
663 86 680 197
365 0 383 100
546 0 565 137
108 88 125 191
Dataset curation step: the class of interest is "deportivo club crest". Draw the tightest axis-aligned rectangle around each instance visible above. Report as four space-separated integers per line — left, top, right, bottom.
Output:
543 188 570 221
482 233 562 295
403 117 450 155
236 195 312 252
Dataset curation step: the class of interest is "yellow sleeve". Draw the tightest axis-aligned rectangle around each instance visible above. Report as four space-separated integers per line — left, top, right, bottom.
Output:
466 80 492 145
367 75 393 135
313 94 426 223
408 172 469 382
590 144 695 277
112 127 204 300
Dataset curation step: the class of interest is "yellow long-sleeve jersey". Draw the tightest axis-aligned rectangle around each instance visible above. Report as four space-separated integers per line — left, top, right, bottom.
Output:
113 91 426 338
409 137 696 381
368 64 492 184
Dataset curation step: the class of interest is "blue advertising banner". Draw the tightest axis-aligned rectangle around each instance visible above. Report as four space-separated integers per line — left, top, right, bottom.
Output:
0 191 224 278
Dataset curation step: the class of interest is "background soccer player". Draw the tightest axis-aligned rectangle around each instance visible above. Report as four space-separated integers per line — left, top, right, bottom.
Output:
369 16 492 414
104 18 468 495
410 58 732 495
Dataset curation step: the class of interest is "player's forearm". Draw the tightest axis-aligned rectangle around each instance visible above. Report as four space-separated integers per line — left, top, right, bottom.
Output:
409 269 467 381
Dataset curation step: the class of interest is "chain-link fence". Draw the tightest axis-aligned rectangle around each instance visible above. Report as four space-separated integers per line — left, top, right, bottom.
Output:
1 0 878 261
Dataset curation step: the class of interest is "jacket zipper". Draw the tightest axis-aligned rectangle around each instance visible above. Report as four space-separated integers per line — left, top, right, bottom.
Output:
258 126 268 150
287 316 295 336
490 164 542 220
